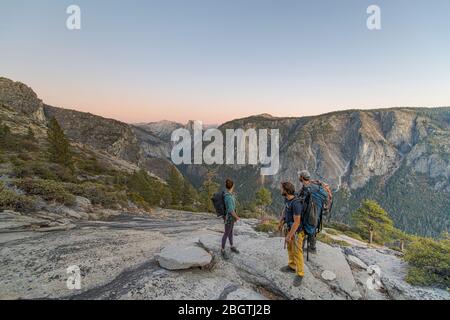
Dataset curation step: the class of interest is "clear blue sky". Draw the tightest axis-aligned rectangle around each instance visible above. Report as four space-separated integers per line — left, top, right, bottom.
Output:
1 0 450 124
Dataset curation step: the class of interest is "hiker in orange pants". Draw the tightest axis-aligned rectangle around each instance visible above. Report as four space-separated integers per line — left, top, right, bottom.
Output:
278 182 305 287
287 230 306 279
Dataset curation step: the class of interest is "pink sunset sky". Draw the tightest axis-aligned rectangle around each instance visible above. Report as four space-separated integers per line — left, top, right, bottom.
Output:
1 1 450 125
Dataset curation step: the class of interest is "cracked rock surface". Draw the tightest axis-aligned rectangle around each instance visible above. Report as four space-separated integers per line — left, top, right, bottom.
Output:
0 209 448 300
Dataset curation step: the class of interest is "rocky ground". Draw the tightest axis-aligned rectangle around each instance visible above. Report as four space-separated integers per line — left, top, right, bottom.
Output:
0 209 449 300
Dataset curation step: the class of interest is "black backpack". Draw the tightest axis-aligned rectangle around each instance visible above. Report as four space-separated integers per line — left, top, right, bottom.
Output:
211 191 226 218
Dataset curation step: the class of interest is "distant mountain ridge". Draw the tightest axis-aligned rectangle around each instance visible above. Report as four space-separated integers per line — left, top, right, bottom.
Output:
1 76 449 237
135 120 219 142
0 77 177 181
181 107 450 237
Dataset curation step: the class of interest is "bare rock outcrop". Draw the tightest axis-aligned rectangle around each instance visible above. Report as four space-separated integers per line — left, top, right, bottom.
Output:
157 244 212 270
0 77 45 122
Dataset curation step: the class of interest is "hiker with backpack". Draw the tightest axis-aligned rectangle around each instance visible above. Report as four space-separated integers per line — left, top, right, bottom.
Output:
278 181 305 287
212 178 240 260
297 170 333 256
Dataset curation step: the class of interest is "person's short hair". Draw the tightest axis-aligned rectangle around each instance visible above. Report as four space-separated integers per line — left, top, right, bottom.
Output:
225 178 234 190
281 182 296 195
298 170 311 181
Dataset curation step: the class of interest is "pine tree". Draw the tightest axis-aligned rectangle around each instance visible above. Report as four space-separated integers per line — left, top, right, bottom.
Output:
199 178 219 212
0 122 11 147
181 180 197 207
351 199 394 244
127 169 170 206
27 127 35 140
47 117 73 169
255 187 272 216
0 122 10 136
167 167 184 206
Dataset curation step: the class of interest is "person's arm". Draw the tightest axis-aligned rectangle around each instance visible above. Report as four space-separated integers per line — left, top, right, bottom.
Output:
225 194 239 221
286 201 302 242
232 195 240 220
278 207 285 231
286 215 300 242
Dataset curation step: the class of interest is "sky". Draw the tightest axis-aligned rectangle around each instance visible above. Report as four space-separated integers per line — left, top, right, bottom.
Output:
1 0 450 124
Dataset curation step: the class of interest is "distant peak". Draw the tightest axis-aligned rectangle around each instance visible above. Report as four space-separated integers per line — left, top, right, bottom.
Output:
257 113 275 118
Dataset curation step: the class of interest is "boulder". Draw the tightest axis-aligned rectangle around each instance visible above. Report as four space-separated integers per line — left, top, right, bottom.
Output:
73 196 92 212
346 254 369 270
157 244 212 270
59 206 89 220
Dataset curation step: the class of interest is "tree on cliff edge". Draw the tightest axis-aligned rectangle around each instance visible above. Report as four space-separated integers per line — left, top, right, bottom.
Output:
47 117 73 170
351 199 394 244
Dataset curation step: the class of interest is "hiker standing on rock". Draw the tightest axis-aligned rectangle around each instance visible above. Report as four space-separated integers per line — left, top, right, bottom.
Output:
278 181 305 287
297 170 318 254
296 169 333 255
221 178 240 260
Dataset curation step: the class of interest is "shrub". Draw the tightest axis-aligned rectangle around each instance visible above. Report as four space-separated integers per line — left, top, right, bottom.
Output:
255 218 279 233
325 221 353 233
0 124 38 153
75 155 109 175
404 236 450 288
324 221 366 242
15 161 76 182
127 170 171 207
127 192 151 210
168 204 199 212
13 161 56 180
343 230 365 242
255 187 272 215
324 228 340 236
64 182 127 208
239 210 261 219
317 233 350 247
14 178 75 205
0 188 38 212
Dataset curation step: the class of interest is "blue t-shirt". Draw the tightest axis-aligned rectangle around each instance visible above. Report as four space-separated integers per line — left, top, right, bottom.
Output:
284 197 304 233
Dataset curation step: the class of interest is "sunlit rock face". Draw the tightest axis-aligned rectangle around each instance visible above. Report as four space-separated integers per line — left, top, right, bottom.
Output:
0 77 45 122
180 108 450 237
1 76 449 236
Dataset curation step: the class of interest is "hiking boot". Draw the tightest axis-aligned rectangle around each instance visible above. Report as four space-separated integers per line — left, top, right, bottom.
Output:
221 249 229 260
230 246 240 254
279 266 295 273
293 275 304 287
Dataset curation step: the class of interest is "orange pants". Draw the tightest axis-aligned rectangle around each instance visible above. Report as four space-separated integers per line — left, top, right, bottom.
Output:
287 231 305 277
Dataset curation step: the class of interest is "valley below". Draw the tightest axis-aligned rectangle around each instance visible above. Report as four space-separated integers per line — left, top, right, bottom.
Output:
0 76 449 300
